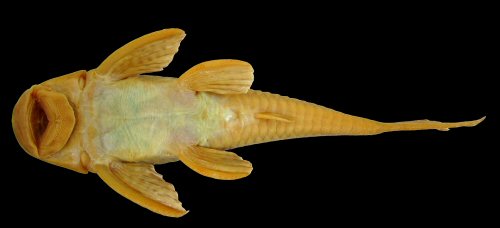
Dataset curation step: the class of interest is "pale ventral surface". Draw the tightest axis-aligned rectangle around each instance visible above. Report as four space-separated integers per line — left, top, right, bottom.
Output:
11 28 484 217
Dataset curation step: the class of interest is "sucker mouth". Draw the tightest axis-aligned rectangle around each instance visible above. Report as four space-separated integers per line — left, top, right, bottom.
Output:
30 96 49 147
13 85 76 158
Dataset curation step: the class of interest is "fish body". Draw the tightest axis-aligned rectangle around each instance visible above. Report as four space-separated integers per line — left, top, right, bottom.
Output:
12 28 484 217
86 76 196 164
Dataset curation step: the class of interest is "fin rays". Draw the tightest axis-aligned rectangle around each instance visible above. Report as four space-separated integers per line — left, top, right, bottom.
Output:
178 146 253 180
95 28 186 80
96 161 187 217
179 59 254 94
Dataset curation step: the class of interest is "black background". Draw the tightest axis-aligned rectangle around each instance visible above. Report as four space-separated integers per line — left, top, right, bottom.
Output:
1 3 496 226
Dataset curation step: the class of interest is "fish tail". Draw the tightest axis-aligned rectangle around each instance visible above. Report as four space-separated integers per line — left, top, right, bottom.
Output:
380 117 485 132
204 90 485 149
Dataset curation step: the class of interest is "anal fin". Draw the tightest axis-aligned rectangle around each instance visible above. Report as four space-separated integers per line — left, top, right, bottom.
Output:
179 146 253 180
255 112 293 123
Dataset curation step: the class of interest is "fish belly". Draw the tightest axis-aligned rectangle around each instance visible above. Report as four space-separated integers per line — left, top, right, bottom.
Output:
91 76 200 164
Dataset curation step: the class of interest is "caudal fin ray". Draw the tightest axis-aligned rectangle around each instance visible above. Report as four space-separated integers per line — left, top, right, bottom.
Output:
382 116 485 132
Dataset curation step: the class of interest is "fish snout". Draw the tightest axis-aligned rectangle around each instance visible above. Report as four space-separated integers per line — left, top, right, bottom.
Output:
12 85 76 159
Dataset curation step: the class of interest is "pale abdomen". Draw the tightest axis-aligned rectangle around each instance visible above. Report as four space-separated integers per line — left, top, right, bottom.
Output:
90 76 199 163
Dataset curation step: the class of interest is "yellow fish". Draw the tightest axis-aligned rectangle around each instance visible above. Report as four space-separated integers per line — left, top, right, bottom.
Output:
12 28 484 217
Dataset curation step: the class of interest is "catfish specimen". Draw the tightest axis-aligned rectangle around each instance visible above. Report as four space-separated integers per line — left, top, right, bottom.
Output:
12 28 484 217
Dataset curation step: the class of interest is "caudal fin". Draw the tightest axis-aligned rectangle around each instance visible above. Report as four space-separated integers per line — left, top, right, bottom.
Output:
382 116 485 132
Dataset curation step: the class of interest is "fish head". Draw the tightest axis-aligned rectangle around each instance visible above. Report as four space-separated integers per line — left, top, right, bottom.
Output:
12 70 89 174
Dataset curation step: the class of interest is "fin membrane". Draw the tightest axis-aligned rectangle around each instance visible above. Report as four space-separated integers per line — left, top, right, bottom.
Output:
179 59 254 94
179 146 253 180
96 161 187 217
95 28 186 80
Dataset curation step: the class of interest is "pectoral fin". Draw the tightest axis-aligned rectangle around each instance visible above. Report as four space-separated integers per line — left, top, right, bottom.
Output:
95 161 187 217
179 146 253 180
95 28 186 80
179 59 254 94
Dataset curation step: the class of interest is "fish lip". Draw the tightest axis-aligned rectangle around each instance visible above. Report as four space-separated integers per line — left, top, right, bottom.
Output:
12 85 76 159
12 87 40 157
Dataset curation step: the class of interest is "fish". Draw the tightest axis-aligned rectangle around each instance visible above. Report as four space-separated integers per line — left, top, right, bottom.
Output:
12 28 485 217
